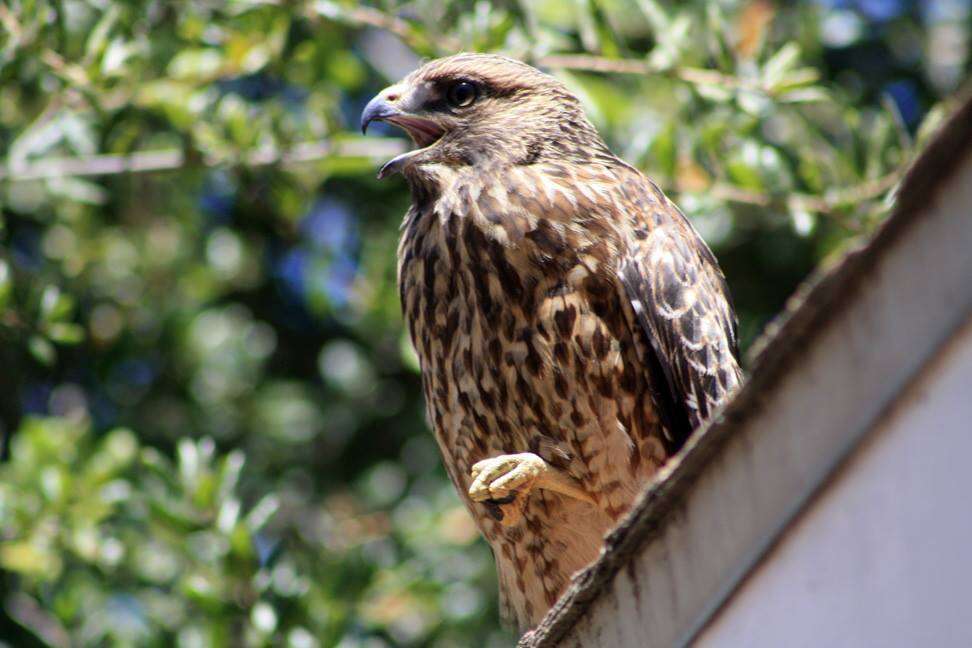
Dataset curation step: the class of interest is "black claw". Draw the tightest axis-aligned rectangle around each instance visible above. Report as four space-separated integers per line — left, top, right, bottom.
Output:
486 493 517 505
485 502 504 521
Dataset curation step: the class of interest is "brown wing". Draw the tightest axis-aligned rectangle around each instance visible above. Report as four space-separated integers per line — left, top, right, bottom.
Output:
616 190 742 452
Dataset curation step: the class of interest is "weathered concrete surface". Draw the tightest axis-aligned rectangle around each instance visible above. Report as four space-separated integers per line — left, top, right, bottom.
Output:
697 316 972 648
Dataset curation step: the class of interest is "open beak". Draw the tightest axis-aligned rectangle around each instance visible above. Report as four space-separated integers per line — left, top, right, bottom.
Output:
360 91 445 179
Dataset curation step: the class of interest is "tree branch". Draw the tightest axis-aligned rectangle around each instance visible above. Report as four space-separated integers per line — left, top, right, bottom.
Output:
673 170 901 226
0 138 407 182
306 1 462 54
537 54 765 93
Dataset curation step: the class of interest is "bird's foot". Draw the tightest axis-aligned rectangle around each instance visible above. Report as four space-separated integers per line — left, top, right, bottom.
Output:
467 453 595 523
468 453 543 527
469 453 547 504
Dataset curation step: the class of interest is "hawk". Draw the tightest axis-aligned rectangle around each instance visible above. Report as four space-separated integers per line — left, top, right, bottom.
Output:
361 54 742 632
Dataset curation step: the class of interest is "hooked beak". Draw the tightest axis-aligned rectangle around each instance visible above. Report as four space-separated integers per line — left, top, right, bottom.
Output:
360 89 446 179
360 95 399 135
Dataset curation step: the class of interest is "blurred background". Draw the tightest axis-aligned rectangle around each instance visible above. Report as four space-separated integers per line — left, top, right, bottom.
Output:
0 0 969 646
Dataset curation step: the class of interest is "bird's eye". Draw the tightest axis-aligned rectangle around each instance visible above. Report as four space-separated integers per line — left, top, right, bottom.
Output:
447 81 478 108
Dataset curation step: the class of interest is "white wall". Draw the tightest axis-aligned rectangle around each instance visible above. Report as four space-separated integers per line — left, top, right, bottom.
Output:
695 317 972 648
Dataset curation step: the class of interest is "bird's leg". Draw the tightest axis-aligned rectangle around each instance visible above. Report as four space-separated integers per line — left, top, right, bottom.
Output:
468 453 595 507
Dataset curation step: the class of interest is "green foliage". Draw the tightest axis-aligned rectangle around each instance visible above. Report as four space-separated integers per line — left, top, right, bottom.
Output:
1 414 499 645
1 418 274 643
0 0 967 645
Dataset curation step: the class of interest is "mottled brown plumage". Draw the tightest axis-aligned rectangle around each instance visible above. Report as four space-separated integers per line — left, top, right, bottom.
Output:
361 53 742 632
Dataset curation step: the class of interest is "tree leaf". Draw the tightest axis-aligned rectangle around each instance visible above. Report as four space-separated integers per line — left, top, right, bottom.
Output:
46 322 85 345
28 335 56 366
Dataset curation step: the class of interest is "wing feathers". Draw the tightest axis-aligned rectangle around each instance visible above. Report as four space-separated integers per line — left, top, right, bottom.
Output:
618 207 742 450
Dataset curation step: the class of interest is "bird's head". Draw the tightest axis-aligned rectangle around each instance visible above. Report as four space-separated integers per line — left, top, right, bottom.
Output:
361 53 610 181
